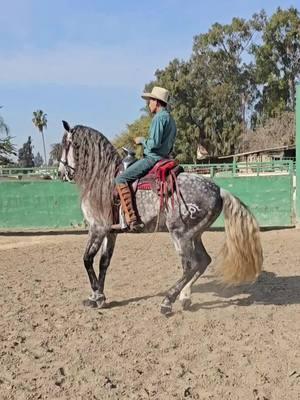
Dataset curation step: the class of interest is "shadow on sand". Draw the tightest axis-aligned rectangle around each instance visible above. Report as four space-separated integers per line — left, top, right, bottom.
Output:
189 270 300 311
103 271 300 312
105 292 165 309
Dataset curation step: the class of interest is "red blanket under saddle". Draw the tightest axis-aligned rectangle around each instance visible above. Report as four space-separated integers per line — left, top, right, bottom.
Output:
137 159 179 190
137 159 183 210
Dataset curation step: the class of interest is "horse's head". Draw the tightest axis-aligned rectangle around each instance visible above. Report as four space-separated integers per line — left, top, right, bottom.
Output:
58 120 76 181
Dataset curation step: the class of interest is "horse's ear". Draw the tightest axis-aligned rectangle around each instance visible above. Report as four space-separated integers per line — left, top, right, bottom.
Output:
62 120 71 132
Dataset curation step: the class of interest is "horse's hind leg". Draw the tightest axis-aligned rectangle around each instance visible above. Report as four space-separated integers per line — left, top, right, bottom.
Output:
179 270 202 310
179 237 211 309
161 234 211 315
160 237 197 314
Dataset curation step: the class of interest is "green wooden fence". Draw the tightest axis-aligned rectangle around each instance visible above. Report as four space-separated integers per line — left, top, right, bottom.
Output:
213 175 293 227
0 162 294 230
0 181 84 230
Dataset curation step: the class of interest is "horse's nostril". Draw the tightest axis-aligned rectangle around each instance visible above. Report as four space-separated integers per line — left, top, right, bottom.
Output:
57 170 61 177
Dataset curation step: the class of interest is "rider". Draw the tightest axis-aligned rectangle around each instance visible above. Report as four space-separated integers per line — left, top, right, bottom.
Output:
115 86 177 231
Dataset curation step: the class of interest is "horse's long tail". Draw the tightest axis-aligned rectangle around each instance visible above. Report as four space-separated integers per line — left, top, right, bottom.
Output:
216 189 263 285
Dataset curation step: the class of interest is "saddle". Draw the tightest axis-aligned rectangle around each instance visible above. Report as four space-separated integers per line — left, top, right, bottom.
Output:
135 159 183 209
113 149 183 227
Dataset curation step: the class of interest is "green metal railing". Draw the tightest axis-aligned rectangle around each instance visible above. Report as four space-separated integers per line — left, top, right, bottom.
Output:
182 160 295 177
0 166 59 180
0 160 295 181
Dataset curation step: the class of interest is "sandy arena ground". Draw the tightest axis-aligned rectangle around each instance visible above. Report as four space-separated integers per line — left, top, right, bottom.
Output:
1 229 300 400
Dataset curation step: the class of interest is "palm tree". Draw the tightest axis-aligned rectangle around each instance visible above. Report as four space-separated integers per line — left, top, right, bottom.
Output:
50 143 63 165
32 110 48 166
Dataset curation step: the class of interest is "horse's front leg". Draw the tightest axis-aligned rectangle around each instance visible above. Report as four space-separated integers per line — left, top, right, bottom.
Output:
82 227 106 308
97 232 117 306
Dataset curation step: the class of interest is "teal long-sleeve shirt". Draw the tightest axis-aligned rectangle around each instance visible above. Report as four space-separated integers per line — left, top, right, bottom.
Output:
141 108 177 161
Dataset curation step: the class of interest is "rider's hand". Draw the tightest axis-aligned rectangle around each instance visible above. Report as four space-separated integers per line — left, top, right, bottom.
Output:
134 137 144 145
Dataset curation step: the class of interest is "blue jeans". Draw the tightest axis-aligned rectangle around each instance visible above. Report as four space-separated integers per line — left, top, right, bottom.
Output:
115 157 158 185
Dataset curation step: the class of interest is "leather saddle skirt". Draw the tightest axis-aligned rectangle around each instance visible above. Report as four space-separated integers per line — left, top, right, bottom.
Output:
135 159 183 192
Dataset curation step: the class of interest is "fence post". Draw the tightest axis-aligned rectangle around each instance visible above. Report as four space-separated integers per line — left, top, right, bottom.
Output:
232 157 237 176
296 84 300 226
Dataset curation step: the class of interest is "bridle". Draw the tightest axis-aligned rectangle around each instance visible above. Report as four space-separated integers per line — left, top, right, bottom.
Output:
59 138 76 181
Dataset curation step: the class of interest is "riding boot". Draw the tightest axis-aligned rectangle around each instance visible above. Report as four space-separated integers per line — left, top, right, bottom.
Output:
115 183 144 231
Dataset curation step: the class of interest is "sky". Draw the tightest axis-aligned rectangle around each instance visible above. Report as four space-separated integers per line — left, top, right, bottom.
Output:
0 0 297 160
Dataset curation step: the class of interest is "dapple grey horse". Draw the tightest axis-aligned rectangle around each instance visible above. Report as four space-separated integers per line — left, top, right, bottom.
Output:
58 121 263 315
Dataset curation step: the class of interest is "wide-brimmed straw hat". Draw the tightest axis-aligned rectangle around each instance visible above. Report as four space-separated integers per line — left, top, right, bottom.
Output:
141 86 170 104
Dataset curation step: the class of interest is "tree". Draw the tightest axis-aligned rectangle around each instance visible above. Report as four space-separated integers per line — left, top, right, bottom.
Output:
187 14 265 157
34 152 44 167
238 111 295 152
0 108 16 164
18 136 34 167
32 110 48 166
49 143 63 165
0 113 9 136
113 115 151 159
252 7 300 124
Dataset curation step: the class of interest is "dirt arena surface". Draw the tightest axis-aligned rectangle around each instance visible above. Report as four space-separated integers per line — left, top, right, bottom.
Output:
1 229 300 400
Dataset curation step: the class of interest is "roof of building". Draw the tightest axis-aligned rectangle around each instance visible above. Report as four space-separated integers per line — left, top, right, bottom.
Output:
217 144 295 159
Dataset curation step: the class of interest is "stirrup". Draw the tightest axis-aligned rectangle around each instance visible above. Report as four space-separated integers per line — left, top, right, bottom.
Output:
110 221 144 233
128 220 145 232
110 223 129 232
110 208 129 232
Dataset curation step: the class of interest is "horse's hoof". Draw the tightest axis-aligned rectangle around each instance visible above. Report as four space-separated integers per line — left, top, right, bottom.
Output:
83 297 107 309
161 305 172 316
96 298 107 309
83 299 98 308
180 298 192 310
160 299 173 316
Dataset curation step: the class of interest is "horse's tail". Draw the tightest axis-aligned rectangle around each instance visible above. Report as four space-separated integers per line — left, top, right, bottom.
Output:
216 189 263 285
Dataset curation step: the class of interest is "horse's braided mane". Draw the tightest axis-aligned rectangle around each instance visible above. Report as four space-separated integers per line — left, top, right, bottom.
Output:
71 125 121 223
